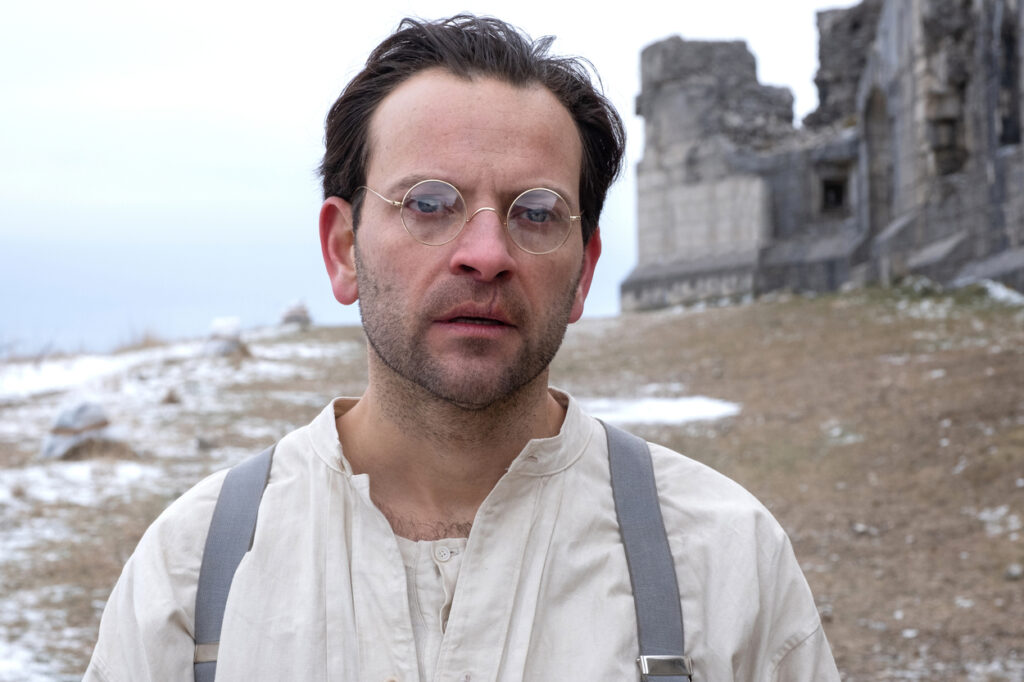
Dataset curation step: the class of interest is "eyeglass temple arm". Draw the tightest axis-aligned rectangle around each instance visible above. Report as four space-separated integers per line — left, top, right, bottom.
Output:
360 186 403 208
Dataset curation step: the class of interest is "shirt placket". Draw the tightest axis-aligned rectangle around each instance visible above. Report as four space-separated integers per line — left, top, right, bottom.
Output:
430 541 464 634
430 472 546 682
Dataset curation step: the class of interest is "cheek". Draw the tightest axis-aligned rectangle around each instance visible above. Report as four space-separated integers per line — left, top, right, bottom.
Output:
364 243 443 303
532 258 581 305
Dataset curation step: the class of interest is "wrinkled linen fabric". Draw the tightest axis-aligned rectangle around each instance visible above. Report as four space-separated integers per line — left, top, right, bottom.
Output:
85 390 840 681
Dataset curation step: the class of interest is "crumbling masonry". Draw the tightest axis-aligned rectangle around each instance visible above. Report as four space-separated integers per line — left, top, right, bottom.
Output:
621 0 1024 310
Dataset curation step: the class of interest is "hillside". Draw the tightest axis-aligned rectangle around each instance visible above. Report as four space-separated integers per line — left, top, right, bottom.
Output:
1 284 1022 680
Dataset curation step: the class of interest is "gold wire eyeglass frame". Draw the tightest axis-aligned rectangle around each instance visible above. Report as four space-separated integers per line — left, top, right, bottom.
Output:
358 179 582 255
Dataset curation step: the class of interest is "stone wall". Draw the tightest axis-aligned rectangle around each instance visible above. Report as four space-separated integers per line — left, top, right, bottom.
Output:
621 253 758 310
625 38 792 304
636 38 794 154
804 0 885 129
623 0 1024 309
636 176 769 266
1007 147 1024 248
860 0 1024 281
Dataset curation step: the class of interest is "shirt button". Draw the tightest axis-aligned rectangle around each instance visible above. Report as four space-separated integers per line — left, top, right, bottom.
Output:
434 545 452 562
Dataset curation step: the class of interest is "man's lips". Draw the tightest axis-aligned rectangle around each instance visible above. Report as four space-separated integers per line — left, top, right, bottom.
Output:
434 313 515 339
446 316 508 326
437 305 515 327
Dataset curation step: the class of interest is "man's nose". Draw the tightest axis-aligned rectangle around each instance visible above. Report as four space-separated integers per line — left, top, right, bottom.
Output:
447 207 517 281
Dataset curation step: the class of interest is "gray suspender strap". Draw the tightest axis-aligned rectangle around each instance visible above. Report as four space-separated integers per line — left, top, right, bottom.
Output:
193 445 275 682
191 428 688 681
604 422 693 681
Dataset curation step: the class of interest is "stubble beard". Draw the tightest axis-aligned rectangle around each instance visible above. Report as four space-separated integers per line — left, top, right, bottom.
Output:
355 245 579 412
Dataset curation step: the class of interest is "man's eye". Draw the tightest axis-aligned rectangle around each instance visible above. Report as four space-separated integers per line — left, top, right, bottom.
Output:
407 196 445 215
522 208 552 224
511 203 562 227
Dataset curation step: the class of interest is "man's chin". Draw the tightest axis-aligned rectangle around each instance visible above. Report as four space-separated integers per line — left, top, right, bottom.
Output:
419 372 521 411
365 329 553 411
413 358 548 411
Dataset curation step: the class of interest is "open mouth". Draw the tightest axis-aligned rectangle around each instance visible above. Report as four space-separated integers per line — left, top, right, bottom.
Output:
448 316 507 326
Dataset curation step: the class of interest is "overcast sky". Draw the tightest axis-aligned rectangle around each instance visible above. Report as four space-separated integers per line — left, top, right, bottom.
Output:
0 0 858 349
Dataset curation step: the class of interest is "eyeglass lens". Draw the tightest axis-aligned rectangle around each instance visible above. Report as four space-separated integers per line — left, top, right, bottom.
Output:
400 180 572 254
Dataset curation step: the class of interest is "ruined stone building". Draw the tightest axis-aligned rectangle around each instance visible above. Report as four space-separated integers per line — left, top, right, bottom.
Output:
621 0 1024 310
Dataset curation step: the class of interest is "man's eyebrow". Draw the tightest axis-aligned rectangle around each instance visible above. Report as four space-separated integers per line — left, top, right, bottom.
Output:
383 174 434 196
534 182 578 205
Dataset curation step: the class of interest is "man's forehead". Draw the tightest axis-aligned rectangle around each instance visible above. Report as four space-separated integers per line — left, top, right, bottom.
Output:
363 68 582 192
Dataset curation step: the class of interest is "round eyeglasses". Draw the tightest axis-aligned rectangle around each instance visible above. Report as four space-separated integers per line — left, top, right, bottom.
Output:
358 179 582 255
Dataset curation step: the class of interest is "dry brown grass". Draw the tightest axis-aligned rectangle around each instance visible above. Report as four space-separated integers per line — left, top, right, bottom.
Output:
2 289 1022 679
112 330 167 354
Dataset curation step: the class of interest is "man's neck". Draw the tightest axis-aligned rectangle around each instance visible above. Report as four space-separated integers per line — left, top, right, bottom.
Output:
335 359 566 540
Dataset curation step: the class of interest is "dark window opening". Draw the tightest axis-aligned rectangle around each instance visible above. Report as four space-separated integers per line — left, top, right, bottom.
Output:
822 179 847 212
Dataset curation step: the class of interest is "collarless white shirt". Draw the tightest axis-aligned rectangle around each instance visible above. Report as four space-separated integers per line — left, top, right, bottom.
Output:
86 390 839 681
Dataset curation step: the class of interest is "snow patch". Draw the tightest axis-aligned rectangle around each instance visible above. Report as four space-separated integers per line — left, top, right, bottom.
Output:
897 297 954 320
580 395 740 425
250 340 361 361
821 419 864 446
0 343 202 402
0 460 162 508
979 279 1024 306
964 505 1023 538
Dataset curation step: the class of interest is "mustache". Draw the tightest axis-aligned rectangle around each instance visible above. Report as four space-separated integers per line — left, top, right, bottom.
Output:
422 280 527 325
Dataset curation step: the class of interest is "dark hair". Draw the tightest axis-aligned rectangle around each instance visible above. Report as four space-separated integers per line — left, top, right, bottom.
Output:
318 14 625 244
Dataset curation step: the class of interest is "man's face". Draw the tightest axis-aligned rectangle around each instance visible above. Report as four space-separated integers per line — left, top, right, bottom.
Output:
339 69 599 409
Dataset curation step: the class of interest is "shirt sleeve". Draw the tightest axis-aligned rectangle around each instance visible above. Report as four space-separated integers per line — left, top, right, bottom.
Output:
771 624 841 681
84 471 226 681
645 438 841 680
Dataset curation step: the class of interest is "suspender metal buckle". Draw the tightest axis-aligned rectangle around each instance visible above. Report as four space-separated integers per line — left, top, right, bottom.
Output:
637 654 694 678
194 643 219 664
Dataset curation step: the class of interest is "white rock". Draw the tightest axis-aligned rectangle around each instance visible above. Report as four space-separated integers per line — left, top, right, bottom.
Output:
39 401 131 460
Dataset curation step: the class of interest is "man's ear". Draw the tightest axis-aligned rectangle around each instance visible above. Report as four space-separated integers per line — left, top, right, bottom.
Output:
569 227 602 323
319 197 359 305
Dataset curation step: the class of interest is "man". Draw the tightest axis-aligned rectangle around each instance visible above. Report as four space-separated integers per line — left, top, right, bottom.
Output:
87 15 840 681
